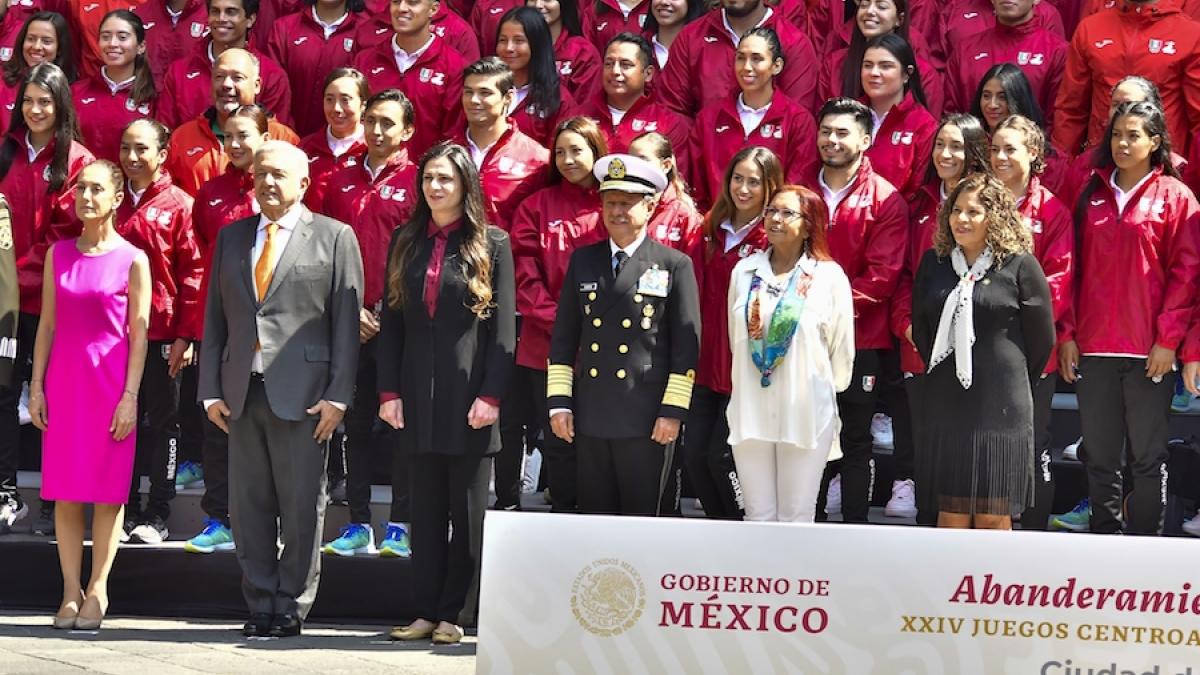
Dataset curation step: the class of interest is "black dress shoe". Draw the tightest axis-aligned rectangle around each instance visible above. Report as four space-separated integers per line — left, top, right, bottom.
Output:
243 613 272 637
268 614 302 638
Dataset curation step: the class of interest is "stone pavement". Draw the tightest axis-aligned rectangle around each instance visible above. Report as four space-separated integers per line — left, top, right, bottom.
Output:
0 612 476 674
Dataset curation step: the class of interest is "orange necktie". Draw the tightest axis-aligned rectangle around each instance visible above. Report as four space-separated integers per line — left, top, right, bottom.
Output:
254 222 278 302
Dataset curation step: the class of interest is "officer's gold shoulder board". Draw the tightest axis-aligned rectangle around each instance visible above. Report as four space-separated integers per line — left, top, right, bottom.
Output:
0 195 12 251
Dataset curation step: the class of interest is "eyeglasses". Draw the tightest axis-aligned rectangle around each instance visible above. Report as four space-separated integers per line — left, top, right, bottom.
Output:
763 207 802 221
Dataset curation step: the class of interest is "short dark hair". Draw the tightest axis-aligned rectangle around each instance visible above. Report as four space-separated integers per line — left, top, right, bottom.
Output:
323 67 370 102
818 97 872 137
364 88 415 129
206 0 260 19
606 32 654 69
463 56 514 96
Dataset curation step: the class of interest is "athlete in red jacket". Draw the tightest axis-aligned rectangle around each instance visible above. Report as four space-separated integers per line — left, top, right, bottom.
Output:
0 12 75 138
454 58 549 232
685 145 778 519
164 49 299 196
1063 103 1200 537
71 9 157 164
469 0 521 56
540 1 602 104
939 0 1063 60
581 0 650 52
156 0 293 128
689 28 817 211
656 0 818 116
0 0 65 65
354 0 467 160
944 0 1067 129
134 0 208 82
300 68 367 212
264 1 363 137
509 117 607 511
807 98 908 526
1053 0 1200 158
859 35 936 199
579 33 688 157
355 0 479 60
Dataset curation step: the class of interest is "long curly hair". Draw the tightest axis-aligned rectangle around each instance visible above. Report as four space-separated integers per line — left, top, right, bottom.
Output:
385 142 495 319
933 173 1031 264
992 114 1045 176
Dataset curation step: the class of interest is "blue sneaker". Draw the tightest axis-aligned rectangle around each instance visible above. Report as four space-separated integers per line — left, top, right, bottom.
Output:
175 460 204 489
184 518 234 553
322 523 376 556
1050 498 1090 532
378 523 411 558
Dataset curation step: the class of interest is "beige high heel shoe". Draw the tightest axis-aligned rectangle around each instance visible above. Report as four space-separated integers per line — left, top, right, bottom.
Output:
75 595 107 630
52 593 84 630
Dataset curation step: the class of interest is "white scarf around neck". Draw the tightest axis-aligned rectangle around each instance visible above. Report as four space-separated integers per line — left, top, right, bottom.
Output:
928 246 994 389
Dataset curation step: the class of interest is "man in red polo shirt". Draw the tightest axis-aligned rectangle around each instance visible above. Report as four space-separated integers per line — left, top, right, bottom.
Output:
807 97 907 525
354 0 467 159
157 0 293 128
656 0 818 117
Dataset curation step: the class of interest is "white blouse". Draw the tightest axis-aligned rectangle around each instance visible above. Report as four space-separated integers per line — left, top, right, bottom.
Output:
726 251 855 455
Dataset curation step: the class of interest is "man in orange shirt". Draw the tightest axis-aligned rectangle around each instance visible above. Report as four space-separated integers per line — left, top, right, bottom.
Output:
165 48 298 196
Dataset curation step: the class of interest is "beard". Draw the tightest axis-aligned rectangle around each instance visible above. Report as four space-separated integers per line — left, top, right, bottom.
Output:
820 152 861 169
723 0 762 19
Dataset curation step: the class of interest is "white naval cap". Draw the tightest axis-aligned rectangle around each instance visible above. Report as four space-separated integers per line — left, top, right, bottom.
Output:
593 154 668 195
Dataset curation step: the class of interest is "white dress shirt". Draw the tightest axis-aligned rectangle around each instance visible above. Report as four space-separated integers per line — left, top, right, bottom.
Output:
1110 169 1154 216
326 125 363 158
393 34 434 73
721 218 759 253
818 169 854 220
24 133 45 163
726 251 855 453
722 7 772 45
101 67 134 94
736 94 770 137
312 6 349 39
466 131 496 168
652 34 669 69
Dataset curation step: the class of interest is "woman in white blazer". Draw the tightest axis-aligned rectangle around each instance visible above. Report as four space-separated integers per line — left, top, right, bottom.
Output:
726 185 855 523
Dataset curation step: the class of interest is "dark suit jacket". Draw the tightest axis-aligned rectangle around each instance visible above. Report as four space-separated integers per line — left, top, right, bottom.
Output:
548 236 701 439
197 206 364 421
375 224 516 456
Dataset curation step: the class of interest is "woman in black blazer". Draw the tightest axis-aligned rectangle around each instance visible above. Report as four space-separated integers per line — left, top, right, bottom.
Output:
376 142 516 645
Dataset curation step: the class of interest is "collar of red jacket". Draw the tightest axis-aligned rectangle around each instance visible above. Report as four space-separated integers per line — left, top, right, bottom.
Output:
701 8 785 39
455 120 521 162
152 0 205 17
298 6 360 34
589 89 653 121
1095 163 1166 196
1117 0 1183 20
595 0 649 15
359 147 414 181
992 15 1044 38
554 178 600 200
857 89 919 120
133 173 176 204
426 217 463 239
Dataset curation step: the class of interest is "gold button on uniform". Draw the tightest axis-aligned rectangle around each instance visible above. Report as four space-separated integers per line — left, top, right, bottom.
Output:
589 368 598 377
634 294 643 303
616 369 626 379
590 343 599 352
622 318 632 328
618 344 628 354
588 292 597 301
593 318 602 327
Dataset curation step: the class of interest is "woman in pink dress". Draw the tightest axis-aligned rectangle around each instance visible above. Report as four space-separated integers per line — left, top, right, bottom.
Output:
28 159 150 631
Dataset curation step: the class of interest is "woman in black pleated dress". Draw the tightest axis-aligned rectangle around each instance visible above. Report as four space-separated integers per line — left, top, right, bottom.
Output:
912 173 1055 530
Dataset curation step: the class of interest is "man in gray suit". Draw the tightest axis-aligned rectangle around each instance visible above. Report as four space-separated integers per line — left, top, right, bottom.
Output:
198 141 363 638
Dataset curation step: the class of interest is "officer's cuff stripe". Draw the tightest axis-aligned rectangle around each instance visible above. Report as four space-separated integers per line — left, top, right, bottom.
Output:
547 364 574 398
661 372 695 409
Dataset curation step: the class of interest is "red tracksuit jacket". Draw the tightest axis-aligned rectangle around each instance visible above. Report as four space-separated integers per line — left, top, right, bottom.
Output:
647 184 702 252
469 0 522 56
691 219 769 394
820 43 945 120
863 92 937 200
580 93 691 156
940 0 1064 60
355 35 467 160
555 31 602 105
1019 175 1075 373
322 150 418 310
134 0 208 82
806 156 909 350
0 136 93 314
892 182 940 373
452 123 549 232
265 9 363 138
509 180 605 369
157 40 294 128
656 9 819 117
689 91 818 211
509 83 577 149
68 0 148 81
191 166 257 339
581 0 651 52
115 174 202 341
945 20 1067 138
71 76 156 164
1053 0 1200 158
1065 166 1200 356
299 129 367 213
1082 0 1200 24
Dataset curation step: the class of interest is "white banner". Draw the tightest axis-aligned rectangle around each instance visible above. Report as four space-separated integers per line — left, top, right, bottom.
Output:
477 512 1200 674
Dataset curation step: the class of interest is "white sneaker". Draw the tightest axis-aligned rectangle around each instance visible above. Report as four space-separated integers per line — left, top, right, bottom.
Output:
1062 437 1083 462
1183 515 1200 537
825 475 842 515
0 499 28 534
870 413 894 449
521 449 542 495
884 479 917 518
